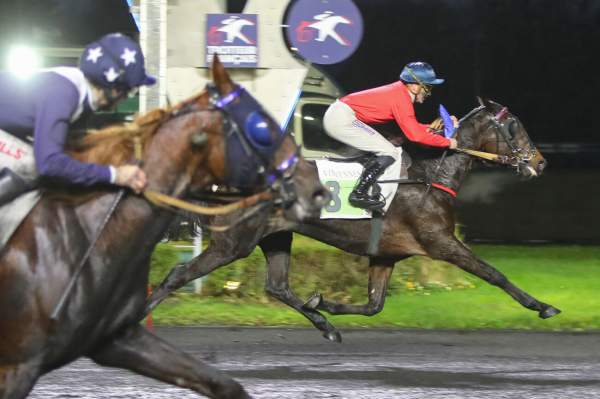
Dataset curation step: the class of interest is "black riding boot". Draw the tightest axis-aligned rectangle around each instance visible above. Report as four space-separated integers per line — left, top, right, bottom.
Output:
349 156 394 210
0 168 31 206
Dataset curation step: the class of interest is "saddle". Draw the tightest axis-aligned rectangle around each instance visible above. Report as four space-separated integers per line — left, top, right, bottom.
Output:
0 130 41 253
315 146 414 256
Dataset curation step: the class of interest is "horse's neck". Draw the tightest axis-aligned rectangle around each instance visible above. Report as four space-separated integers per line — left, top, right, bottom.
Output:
425 152 473 193
411 152 472 194
413 120 482 193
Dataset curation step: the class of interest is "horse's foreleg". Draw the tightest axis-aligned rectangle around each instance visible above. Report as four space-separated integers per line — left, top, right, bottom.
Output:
259 232 342 343
427 236 561 319
305 258 395 316
0 363 39 399
145 243 245 315
89 325 251 399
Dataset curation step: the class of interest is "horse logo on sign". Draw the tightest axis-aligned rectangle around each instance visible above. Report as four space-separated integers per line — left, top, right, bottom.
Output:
206 14 258 67
210 15 256 45
286 0 363 64
306 11 351 45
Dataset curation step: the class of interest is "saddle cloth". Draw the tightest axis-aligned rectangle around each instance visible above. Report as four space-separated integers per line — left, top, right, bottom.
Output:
0 129 41 253
316 146 408 219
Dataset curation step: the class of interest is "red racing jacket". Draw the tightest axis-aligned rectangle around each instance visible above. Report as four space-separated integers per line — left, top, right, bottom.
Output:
340 81 451 148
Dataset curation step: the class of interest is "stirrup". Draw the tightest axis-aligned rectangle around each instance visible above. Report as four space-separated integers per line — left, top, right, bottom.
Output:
349 191 385 211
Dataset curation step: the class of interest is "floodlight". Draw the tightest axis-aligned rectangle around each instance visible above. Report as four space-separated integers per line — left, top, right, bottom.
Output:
6 45 42 78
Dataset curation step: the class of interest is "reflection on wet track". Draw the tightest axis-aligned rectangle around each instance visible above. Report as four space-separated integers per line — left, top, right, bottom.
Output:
31 327 600 398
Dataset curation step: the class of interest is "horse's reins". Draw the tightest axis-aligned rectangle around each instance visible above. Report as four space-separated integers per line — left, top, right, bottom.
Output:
143 190 272 216
453 147 510 164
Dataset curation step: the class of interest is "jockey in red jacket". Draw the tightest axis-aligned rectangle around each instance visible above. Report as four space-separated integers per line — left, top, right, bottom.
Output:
323 61 458 210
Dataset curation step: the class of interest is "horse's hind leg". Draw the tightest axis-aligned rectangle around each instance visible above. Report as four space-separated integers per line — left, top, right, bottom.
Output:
427 236 561 319
0 363 39 399
304 257 396 316
89 325 250 399
260 232 342 343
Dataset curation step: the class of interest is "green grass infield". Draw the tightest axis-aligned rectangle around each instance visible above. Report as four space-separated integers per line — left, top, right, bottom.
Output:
150 242 600 331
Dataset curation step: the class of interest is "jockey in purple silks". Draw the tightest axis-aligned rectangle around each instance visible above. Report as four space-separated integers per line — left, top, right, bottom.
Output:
0 33 156 206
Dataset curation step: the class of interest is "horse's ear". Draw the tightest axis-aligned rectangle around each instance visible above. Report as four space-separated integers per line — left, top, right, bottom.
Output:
211 54 234 95
477 96 495 110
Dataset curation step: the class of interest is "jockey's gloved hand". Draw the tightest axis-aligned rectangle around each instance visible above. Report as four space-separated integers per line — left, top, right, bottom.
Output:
448 138 458 150
115 165 147 194
450 115 459 128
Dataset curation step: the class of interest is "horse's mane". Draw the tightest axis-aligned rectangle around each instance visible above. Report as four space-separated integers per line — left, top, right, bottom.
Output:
44 92 207 204
67 91 207 166
67 108 170 166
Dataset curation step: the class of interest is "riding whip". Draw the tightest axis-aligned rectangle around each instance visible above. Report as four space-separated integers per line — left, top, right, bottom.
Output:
418 104 455 207
50 189 125 321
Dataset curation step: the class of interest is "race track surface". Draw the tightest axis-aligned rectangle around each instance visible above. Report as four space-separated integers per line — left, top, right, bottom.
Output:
31 327 600 398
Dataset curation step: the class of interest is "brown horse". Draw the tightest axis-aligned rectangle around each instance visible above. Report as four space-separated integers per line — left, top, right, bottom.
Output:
0 57 326 398
146 100 560 342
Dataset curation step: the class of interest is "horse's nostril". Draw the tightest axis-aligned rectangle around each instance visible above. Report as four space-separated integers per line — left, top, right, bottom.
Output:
538 160 547 171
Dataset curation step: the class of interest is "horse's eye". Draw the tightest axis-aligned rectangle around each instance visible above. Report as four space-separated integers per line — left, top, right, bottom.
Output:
245 111 274 146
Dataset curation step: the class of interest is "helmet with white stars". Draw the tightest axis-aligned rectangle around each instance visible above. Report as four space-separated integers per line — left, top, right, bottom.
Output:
79 33 156 90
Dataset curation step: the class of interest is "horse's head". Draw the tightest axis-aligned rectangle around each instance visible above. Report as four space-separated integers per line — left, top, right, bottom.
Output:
458 98 546 178
166 56 328 220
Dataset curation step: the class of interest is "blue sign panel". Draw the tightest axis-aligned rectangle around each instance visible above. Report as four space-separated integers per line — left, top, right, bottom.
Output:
285 0 363 65
206 14 258 68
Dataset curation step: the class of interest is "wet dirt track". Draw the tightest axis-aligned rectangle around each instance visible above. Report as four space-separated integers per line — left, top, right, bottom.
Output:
31 327 600 398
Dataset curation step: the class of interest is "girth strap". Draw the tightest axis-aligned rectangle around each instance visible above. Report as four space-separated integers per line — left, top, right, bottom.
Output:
431 183 458 198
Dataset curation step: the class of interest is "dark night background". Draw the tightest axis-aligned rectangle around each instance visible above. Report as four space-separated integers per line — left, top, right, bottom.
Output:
0 0 598 242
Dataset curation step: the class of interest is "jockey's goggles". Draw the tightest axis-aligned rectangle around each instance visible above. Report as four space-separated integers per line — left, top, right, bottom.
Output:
405 67 432 97
126 86 140 98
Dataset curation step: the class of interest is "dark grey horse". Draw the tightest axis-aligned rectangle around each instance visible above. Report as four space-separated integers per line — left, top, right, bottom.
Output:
146 100 560 342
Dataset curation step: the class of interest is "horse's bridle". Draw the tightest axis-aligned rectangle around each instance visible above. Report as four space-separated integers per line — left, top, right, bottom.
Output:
139 85 302 228
206 83 300 208
488 107 538 171
458 105 538 171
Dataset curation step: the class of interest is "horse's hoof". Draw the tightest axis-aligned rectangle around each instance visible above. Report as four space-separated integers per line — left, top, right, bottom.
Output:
539 305 561 319
303 293 323 310
323 330 342 343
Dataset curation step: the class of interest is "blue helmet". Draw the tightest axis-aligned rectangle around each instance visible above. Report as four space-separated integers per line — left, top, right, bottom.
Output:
79 33 156 90
399 62 444 85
